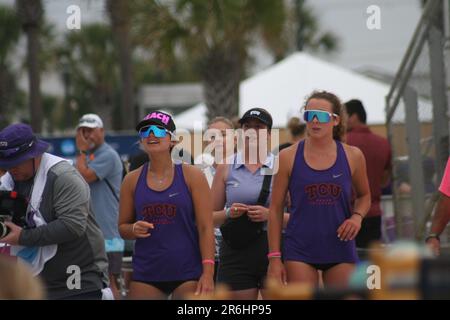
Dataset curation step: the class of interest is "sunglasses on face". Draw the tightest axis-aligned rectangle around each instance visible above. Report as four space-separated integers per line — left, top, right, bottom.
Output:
0 139 35 159
139 125 172 139
303 110 338 123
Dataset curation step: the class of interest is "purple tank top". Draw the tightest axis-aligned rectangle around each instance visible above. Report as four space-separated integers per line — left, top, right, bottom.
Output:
132 163 202 282
284 140 358 264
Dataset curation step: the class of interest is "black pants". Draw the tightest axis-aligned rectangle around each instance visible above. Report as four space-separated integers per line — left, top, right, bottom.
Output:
356 216 381 249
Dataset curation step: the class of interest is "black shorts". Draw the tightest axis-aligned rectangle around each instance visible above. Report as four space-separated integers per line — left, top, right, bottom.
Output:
107 252 123 276
306 263 339 272
217 232 268 291
356 216 381 249
134 279 198 296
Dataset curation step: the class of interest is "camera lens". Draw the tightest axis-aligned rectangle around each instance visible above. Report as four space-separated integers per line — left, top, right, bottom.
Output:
0 221 10 239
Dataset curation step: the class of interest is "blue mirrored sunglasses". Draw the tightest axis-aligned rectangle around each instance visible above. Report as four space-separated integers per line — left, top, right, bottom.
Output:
139 125 171 139
303 110 337 123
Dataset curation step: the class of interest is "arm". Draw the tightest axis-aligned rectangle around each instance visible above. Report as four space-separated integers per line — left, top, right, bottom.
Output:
118 169 153 240
338 146 371 241
184 165 215 295
75 153 99 184
429 193 450 235
267 150 291 285
426 194 450 256
211 164 228 227
18 170 93 246
75 128 98 184
268 151 290 255
352 147 371 218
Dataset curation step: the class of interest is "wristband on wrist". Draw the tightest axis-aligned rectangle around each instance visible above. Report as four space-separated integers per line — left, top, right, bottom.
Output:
352 212 364 219
78 149 88 155
202 259 215 265
267 251 282 258
425 233 440 242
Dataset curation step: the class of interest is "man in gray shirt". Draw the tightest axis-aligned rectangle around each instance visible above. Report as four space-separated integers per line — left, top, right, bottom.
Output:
0 123 108 299
75 114 124 299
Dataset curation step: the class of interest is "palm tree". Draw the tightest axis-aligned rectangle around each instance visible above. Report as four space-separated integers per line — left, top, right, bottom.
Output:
58 24 119 130
16 0 43 133
291 0 338 52
0 5 22 129
133 0 287 120
106 0 136 130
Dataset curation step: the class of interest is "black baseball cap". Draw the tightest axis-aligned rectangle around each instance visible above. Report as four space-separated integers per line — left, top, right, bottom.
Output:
239 108 273 129
136 111 176 132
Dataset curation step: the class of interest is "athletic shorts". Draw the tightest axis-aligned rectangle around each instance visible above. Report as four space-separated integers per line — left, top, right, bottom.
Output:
217 232 268 291
107 252 123 276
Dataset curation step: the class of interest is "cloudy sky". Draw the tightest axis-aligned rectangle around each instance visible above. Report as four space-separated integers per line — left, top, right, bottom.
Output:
1 0 423 94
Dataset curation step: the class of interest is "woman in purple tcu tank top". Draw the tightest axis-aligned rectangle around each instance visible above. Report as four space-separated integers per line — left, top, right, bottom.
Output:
267 91 371 289
118 111 215 299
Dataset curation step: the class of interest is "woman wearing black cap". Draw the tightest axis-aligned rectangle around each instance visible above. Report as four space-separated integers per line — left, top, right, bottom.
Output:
212 108 289 300
118 111 215 299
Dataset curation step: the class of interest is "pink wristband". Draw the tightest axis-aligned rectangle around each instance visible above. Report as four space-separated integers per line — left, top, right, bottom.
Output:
202 259 215 265
267 251 282 258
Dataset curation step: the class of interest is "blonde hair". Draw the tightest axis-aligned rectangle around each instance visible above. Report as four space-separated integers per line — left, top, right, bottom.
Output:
303 91 347 141
207 116 234 129
0 257 45 299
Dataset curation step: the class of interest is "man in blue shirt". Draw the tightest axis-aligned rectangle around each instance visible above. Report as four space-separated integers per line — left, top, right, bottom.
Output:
75 114 124 299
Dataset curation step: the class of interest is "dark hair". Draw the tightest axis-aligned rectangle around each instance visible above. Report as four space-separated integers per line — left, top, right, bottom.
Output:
287 117 306 138
344 99 367 124
303 91 346 141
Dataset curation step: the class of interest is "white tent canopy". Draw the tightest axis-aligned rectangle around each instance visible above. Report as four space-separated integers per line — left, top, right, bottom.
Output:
174 52 428 129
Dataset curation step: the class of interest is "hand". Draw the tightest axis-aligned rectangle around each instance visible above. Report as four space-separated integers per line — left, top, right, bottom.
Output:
337 215 362 241
0 221 22 245
194 272 215 297
247 205 269 222
132 221 154 238
75 128 90 152
228 203 249 219
267 258 287 286
426 237 440 256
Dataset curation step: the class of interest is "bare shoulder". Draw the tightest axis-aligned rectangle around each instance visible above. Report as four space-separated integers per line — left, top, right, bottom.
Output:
181 163 207 187
342 143 364 161
342 143 365 174
181 163 204 177
278 142 299 173
122 165 143 191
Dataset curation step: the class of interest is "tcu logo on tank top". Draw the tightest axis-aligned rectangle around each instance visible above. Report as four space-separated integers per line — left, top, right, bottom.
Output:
141 203 177 224
304 183 342 205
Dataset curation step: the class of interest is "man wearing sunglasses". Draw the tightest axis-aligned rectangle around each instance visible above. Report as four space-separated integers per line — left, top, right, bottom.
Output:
0 123 108 299
75 114 125 299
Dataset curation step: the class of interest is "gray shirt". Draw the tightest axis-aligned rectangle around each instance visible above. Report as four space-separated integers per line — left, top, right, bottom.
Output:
86 143 122 241
17 159 108 299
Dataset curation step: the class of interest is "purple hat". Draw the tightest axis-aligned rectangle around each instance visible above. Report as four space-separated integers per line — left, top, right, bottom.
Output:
0 123 50 169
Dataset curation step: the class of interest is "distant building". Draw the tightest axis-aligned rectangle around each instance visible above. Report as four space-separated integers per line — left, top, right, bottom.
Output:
137 83 203 118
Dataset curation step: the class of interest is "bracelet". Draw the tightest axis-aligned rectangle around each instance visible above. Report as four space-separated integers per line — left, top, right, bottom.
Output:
132 222 137 234
202 259 215 265
425 233 440 242
78 149 88 156
352 212 364 219
225 207 231 219
267 251 282 258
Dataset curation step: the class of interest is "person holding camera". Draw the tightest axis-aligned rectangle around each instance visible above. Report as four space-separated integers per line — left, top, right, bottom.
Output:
0 123 108 299
75 114 124 299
